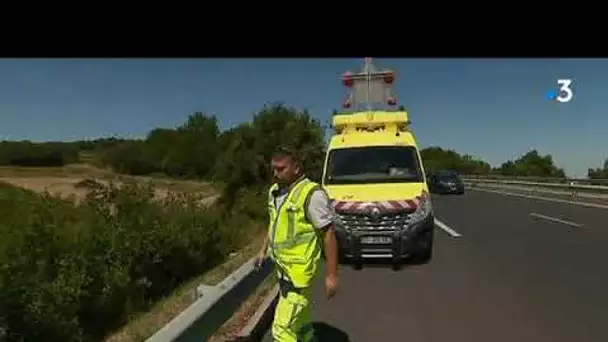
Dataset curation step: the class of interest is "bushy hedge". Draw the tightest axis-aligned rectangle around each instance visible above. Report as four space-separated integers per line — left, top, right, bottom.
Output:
0 181 261 342
0 141 79 167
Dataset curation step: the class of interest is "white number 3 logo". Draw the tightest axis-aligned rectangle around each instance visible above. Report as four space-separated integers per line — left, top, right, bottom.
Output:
556 79 574 103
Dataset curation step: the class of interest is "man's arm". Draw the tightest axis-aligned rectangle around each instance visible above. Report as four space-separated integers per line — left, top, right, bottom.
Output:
260 234 269 255
255 234 269 268
322 224 339 278
306 189 339 278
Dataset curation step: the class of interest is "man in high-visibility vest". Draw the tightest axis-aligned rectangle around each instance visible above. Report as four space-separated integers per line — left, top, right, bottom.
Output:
255 146 339 342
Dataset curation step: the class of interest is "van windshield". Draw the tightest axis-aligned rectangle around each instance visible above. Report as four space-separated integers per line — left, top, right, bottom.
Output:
324 146 424 185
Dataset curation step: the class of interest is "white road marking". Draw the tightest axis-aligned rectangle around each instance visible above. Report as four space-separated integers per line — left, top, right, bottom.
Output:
434 218 462 238
529 212 583 228
468 187 608 210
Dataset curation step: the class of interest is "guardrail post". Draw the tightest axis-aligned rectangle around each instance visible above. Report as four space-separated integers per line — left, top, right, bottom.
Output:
570 182 577 200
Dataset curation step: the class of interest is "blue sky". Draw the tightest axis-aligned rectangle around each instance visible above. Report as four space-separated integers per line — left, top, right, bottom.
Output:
0 58 605 177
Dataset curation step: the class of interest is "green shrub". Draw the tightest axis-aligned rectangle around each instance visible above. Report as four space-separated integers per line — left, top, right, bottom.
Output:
0 141 79 167
0 182 242 342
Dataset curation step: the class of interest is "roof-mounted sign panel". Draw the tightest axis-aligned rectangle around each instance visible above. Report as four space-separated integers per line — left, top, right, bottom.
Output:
340 57 399 111
332 111 411 135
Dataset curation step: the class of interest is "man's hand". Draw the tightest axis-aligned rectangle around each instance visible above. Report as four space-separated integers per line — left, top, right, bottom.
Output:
254 250 266 269
255 236 269 269
325 273 339 299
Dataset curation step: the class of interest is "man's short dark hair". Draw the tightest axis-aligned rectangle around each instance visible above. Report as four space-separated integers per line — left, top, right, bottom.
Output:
272 146 300 165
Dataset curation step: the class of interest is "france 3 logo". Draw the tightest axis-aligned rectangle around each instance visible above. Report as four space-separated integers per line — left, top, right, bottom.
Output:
547 79 574 103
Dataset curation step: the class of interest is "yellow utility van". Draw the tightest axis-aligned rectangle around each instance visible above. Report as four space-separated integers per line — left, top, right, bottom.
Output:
323 59 434 270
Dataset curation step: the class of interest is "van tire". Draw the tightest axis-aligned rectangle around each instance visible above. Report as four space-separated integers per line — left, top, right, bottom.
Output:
411 227 434 264
391 260 402 271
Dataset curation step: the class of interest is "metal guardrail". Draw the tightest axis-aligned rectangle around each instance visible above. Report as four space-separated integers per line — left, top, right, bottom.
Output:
462 177 608 205
462 177 608 194
146 256 275 342
462 174 608 186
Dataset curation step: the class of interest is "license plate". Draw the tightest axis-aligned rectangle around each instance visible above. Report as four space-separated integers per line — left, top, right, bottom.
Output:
360 236 392 244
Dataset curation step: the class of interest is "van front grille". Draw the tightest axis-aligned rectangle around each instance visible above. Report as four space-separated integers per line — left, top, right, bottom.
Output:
338 211 410 231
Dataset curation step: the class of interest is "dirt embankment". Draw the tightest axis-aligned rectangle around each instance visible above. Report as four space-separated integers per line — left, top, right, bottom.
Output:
0 165 217 203
1 176 92 200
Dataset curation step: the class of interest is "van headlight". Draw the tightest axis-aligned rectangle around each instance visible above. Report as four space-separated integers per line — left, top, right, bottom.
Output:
409 191 433 224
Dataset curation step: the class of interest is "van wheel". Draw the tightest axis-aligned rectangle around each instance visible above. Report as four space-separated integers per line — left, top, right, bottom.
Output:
411 228 434 264
391 259 402 271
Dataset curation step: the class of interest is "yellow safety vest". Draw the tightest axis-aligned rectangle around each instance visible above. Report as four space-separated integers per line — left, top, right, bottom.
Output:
267 177 323 288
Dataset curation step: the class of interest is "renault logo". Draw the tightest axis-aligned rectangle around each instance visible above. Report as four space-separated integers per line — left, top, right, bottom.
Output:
369 206 381 221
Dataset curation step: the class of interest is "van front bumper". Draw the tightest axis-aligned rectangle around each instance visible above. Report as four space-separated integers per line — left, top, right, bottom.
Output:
336 214 434 262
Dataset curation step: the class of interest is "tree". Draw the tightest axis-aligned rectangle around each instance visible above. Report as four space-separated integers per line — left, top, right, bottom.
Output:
0 141 79 167
496 150 565 178
213 103 326 187
588 158 608 179
419 147 491 175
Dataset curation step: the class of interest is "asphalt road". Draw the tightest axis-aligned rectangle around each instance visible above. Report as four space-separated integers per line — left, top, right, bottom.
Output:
261 189 608 342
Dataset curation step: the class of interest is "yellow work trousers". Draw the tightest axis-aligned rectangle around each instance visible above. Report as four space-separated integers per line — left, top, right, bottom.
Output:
272 282 315 342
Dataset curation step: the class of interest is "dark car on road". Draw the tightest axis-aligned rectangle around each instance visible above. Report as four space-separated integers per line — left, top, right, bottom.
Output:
428 171 465 195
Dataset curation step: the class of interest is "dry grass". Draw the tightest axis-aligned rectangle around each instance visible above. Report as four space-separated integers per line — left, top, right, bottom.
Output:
0 176 91 199
104 234 268 342
0 164 215 201
0 163 110 178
